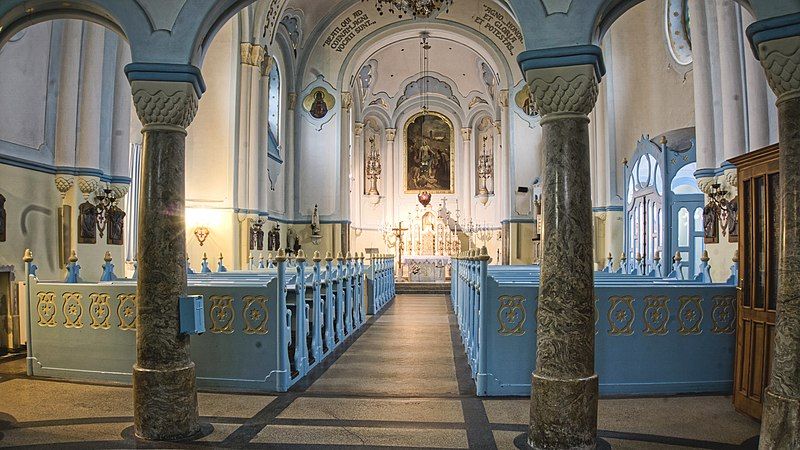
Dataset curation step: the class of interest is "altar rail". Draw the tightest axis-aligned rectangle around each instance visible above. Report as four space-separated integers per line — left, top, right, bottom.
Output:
366 254 396 314
22 250 394 392
451 250 737 397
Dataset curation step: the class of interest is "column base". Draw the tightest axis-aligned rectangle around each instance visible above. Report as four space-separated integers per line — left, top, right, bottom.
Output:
529 372 598 450
134 362 200 441
759 387 800 449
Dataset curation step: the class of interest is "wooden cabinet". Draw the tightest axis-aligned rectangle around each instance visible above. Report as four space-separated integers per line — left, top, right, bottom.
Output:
730 144 779 420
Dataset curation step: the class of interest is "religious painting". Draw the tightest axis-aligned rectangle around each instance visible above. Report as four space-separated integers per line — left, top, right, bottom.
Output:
727 196 739 243
703 203 719 244
302 87 335 119
106 205 125 245
404 112 454 193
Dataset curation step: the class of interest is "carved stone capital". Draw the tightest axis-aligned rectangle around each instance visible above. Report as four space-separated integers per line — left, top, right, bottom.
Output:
525 64 598 122
77 177 98 201
756 35 800 103
385 128 396 142
493 120 502 136
341 92 353 111
260 56 274 77
54 175 74 201
110 183 131 200
288 93 297 110
460 128 472 142
696 176 717 196
130 80 198 133
354 122 364 137
240 43 266 68
498 89 509 107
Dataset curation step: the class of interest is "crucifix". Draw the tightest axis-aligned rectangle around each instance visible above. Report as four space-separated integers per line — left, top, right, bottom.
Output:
392 221 408 274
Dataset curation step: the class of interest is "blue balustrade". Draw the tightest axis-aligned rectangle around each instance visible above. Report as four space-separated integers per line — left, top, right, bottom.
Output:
451 249 738 397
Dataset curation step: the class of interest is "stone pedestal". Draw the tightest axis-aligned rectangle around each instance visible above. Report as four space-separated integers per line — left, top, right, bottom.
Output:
751 32 800 448
520 52 602 450
128 75 202 441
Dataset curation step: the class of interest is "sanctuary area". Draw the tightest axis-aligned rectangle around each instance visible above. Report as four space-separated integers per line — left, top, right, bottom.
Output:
0 0 799 448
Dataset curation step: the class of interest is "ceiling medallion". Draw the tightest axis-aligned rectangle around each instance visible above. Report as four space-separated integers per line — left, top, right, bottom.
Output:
368 0 454 19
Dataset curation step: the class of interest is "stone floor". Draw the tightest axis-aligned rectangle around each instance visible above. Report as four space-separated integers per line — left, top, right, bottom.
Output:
0 294 760 449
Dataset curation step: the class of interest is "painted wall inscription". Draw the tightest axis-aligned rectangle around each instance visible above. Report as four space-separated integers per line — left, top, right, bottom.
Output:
473 5 523 55
323 10 377 52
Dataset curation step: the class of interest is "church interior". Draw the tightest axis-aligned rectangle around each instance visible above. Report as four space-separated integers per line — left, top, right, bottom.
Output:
0 0 798 448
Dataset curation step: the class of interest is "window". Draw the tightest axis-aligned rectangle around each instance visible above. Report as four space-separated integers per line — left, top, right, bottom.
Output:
665 0 692 66
268 59 280 146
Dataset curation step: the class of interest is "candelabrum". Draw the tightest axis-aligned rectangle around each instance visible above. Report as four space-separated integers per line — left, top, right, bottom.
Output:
708 182 731 236
365 137 382 203
476 136 493 205
475 223 493 246
93 184 119 238
371 0 454 19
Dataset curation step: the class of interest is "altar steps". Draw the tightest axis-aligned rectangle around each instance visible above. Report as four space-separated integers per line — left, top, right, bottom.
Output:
395 282 451 295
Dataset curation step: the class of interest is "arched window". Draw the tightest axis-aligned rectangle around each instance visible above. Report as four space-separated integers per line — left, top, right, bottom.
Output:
665 0 692 66
268 59 280 148
624 131 704 278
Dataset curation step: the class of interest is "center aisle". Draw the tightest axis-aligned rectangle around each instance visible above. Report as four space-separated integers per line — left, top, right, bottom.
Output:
307 294 463 396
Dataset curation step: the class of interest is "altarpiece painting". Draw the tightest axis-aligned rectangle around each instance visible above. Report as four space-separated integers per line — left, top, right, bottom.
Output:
404 112 454 193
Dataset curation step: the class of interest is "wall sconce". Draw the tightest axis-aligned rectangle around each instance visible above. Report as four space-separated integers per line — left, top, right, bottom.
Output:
194 226 210 246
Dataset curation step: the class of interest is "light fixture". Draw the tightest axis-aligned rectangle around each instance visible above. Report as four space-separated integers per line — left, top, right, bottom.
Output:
476 136 493 205
365 136 382 204
708 182 731 236
367 0 453 19
194 226 210 246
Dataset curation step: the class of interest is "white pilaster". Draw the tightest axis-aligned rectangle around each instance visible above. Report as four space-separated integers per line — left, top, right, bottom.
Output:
741 9 772 151
110 41 132 178
716 0 747 162
76 23 105 169
54 20 82 168
688 0 717 171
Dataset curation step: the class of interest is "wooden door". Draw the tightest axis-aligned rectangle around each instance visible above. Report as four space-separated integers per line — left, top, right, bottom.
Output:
732 146 779 420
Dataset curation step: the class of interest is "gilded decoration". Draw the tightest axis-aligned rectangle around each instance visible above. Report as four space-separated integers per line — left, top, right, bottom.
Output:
607 296 635 336
711 295 736 334
678 296 703 335
404 112 455 193
62 292 83 328
209 295 235 334
497 295 526 336
36 292 57 327
643 296 669 336
89 293 111 329
243 296 269 334
117 294 137 330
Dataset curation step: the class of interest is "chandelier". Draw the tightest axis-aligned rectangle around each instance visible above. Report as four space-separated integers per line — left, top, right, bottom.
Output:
369 0 453 19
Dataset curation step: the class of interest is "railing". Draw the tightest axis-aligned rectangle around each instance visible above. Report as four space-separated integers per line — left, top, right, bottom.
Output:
451 248 738 396
21 248 392 392
365 254 396 314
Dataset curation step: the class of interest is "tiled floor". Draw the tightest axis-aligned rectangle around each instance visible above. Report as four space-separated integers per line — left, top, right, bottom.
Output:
0 294 760 449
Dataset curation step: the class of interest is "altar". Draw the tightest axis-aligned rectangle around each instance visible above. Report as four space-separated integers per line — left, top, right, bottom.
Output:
402 255 451 282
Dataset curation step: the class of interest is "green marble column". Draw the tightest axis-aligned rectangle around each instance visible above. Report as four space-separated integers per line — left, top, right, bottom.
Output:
524 63 600 450
129 79 200 441
754 34 800 449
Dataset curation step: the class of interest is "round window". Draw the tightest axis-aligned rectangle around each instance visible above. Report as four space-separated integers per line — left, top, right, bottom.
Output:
665 0 692 66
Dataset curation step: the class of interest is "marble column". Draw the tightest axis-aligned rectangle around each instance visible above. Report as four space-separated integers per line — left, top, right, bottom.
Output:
128 75 202 441
522 56 601 449
751 31 800 448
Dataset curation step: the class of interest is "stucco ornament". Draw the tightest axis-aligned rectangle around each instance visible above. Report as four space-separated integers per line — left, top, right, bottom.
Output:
540 0 573 15
54 176 74 201
77 177 98 201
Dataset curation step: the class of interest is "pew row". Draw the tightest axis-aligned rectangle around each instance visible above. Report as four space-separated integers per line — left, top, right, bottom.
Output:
22 250 395 392
451 250 737 397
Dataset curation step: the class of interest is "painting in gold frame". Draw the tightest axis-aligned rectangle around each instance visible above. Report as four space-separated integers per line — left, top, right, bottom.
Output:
404 112 455 193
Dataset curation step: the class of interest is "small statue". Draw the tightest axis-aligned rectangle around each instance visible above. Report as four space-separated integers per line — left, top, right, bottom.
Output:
727 197 739 240
100 251 117 281
267 223 281 251
309 90 328 119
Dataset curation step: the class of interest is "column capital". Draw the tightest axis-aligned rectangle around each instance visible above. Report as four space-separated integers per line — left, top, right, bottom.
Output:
342 92 353 111
754 35 800 103
525 64 598 121
130 80 199 133
460 127 472 142
385 128 396 142
240 42 266 68
354 122 364 137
